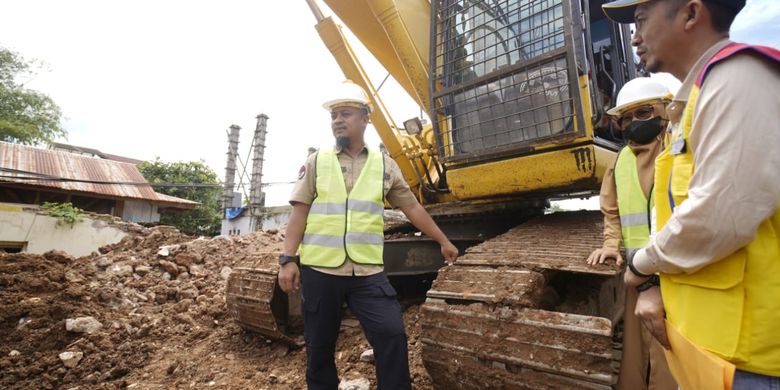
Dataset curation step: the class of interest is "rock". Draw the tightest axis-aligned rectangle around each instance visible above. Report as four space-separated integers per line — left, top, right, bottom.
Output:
134 265 152 275
8 350 20 357
157 244 180 257
179 286 199 300
65 271 85 283
272 344 289 358
17 317 31 329
161 272 172 281
159 260 179 276
96 256 113 268
359 349 374 363
220 267 233 280
338 378 370 390
188 264 205 277
59 351 84 368
174 253 201 266
106 263 133 277
43 250 75 263
66 317 103 334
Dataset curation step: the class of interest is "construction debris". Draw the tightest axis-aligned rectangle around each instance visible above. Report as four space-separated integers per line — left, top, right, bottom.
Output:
0 225 433 389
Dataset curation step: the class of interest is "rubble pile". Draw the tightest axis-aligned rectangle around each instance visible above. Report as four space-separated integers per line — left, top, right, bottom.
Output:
0 225 432 389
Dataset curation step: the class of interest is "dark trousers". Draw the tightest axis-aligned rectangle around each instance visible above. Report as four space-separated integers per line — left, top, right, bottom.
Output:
301 266 411 390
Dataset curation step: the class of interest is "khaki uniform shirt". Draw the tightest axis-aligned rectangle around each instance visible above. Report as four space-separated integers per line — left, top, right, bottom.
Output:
600 138 664 251
290 145 418 276
633 39 780 275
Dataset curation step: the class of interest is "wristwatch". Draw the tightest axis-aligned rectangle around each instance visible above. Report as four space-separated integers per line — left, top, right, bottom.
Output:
278 254 300 266
636 274 660 292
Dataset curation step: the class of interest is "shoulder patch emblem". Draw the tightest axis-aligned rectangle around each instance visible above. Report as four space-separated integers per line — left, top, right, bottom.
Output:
298 165 306 180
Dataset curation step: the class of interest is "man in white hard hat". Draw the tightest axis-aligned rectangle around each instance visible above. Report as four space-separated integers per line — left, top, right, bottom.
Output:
278 80 459 390
587 77 677 390
603 0 780 387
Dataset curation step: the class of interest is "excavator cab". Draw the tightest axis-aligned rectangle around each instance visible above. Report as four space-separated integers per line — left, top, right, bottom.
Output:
429 0 636 202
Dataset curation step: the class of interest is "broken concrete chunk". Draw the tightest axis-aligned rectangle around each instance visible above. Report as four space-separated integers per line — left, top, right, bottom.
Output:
158 260 179 276
359 349 374 363
157 244 180 257
106 263 133 277
134 265 152 275
188 264 205 277
220 267 233 280
338 378 370 390
59 351 84 368
66 317 103 334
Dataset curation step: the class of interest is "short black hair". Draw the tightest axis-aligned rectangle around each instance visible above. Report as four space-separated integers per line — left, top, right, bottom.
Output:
666 0 736 33
703 0 737 33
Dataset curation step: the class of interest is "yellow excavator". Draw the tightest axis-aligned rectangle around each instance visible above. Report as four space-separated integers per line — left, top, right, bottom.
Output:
227 0 639 388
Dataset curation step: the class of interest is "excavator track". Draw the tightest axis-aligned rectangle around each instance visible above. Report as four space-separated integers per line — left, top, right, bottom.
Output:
421 210 623 389
225 253 303 345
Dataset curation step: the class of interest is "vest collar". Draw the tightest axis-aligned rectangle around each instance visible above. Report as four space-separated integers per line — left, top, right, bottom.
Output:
674 39 732 104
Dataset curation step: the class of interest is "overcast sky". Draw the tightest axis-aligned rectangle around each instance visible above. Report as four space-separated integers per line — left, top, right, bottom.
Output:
1 0 778 206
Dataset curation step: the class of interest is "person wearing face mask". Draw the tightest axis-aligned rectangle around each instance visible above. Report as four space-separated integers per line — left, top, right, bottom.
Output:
586 77 677 390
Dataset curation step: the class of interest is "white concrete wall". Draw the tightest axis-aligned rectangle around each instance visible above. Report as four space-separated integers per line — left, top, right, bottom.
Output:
259 206 291 230
0 202 127 257
122 200 160 223
221 216 252 236
219 206 291 236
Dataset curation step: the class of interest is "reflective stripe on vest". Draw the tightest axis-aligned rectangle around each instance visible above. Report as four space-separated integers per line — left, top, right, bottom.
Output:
614 147 652 260
300 150 385 267
654 43 780 374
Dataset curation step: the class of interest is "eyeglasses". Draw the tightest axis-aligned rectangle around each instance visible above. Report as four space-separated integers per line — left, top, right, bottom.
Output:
618 105 655 129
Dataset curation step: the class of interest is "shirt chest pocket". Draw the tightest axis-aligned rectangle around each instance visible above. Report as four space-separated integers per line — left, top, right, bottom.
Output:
382 173 391 196
669 146 695 202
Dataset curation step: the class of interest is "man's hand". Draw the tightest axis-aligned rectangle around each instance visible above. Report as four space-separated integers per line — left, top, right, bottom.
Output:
278 262 300 293
586 247 624 266
624 267 651 287
441 241 459 265
635 286 670 350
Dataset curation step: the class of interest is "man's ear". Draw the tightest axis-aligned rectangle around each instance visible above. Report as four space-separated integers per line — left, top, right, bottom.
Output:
682 0 704 31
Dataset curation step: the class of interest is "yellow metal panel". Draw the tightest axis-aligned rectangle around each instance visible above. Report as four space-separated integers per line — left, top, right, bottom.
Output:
446 145 601 200
323 0 430 110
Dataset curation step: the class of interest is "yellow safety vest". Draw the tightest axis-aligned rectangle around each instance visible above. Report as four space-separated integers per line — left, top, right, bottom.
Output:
300 150 385 267
614 147 652 261
654 43 780 375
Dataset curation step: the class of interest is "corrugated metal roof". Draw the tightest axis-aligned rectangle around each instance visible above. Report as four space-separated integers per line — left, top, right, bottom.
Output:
0 141 198 209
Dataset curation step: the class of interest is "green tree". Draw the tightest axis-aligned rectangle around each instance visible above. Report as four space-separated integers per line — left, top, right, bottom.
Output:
0 47 65 145
138 158 222 236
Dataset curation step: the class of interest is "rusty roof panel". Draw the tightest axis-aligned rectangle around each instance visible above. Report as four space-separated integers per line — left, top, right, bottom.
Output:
0 141 198 208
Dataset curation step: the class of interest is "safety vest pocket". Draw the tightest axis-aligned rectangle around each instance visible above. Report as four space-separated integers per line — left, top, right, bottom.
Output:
667 250 746 290
669 153 694 202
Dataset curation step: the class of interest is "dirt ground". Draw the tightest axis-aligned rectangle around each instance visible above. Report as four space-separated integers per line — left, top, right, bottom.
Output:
0 226 433 390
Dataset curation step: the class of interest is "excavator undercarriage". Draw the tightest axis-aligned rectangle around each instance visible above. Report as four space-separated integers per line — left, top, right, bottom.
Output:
420 210 623 389
226 210 624 388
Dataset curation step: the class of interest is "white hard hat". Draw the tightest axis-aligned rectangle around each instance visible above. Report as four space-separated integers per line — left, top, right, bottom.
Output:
322 80 373 114
607 77 672 116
